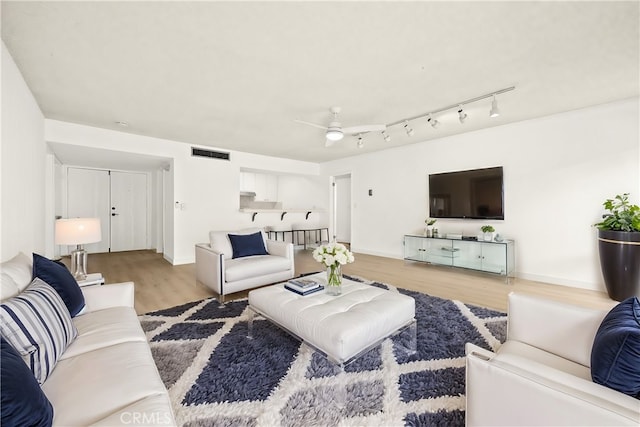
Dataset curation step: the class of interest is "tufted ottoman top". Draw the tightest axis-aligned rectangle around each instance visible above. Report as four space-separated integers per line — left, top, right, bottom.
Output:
248 273 415 363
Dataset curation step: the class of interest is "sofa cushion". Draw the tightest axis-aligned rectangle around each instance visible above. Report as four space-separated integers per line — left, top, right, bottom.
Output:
1 337 54 427
1 252 33 302
591 296 640 398
0 278 78 384
225 254 291 282
41 341 171 426
61 306 147 360
33 253 85 317
229 231 268 259
209 227 267 260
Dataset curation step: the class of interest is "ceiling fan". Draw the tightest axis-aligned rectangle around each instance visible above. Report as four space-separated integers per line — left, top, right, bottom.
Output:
295 107 386 147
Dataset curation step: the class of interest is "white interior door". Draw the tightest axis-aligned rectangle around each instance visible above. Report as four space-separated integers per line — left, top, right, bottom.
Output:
66 168 110 254
110 171 148 252
334 174 352 244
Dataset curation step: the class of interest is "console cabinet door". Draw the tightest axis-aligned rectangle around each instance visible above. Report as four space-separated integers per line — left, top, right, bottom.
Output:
404 236 426 262
453 240 482 270
480 243 508 274
425 239 454 266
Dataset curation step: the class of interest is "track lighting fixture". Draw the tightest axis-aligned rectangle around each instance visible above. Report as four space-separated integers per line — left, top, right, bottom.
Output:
458 106 467 124
427 114 439 129
382 130 391 142
404 121 414 137
357 135 364 148
489 95 500 118
384 86 514 137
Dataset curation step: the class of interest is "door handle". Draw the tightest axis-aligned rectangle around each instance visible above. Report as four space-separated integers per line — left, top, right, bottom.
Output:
111 213 119 216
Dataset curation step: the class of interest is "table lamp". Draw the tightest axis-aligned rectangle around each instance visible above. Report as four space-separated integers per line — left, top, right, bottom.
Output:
55 218 102 280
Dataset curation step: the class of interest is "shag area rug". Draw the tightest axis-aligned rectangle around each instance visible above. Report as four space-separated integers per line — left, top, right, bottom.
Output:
139 276 506 427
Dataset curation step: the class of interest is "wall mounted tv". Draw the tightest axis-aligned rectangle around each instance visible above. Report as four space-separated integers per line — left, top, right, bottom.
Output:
429 166 504 220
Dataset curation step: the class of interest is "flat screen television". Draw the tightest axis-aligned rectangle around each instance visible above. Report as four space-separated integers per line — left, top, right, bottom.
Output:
429 166 504 219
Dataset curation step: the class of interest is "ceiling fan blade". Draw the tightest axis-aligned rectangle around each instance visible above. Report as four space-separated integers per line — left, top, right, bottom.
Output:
294 119 328 131
325 138 336 147
342 124 386 135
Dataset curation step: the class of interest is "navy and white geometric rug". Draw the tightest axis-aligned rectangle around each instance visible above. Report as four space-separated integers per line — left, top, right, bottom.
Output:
139 276 506 427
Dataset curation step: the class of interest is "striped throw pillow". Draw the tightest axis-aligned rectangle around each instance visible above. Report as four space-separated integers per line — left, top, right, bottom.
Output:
0 278 77 384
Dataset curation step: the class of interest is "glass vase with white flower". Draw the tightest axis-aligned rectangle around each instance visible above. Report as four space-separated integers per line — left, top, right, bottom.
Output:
312 242 355 295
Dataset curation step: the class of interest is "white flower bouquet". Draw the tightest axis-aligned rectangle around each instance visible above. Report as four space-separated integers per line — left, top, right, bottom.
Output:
312 243 354 293
312 242 355 267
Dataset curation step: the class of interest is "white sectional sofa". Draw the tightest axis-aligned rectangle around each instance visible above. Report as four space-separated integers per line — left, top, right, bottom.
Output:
465 292 639 426
1 253 175 426
195 227 294 303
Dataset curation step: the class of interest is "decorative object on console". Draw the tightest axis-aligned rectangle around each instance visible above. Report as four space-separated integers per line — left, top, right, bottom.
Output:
424 218 437 237
55 217 102 280
594 193 640 301
312 242 354 296
591 296 640 398
481 225 495 242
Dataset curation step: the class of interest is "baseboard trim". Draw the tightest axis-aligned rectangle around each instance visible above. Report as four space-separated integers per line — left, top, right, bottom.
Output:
516 272 605 293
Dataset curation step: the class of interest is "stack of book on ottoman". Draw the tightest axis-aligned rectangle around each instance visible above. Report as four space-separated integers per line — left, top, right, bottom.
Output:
285 277 324 296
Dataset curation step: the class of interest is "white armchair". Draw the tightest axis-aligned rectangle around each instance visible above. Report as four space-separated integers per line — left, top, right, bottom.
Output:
195 228 294 303
465 292 639 426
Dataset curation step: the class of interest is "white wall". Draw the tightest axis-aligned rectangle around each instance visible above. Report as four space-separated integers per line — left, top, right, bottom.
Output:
321 98 640 293
44 120 327 264
1 41 46 261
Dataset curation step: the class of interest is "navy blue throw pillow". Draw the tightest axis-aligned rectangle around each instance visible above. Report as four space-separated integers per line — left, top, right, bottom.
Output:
228 232 268 259
32 253 85 317
591 296 640 398
1 337 54 427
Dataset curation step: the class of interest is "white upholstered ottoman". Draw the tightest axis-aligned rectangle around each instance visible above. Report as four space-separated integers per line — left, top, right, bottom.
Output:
247 273 416 366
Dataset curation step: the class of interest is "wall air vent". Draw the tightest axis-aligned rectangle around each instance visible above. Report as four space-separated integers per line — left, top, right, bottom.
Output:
191 147 230 161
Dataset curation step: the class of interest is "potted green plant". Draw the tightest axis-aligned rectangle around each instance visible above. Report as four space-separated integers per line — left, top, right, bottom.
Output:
481 225 495 242
425 218 437 237
594 193 640 301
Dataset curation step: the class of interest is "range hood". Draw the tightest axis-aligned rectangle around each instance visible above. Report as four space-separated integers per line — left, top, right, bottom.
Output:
240 191 257 197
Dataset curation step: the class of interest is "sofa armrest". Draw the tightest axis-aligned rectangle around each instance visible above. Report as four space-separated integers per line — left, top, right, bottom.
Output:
266 239 293 258
79 282 134 314
507 292 610 367
266 239 294 271
465 343 640 426
195 243 224 294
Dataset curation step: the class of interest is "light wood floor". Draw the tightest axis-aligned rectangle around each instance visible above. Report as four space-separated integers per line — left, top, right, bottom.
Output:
73 248 616 315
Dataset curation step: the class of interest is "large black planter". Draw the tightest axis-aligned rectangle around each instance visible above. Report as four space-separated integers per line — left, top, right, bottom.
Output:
598 229 640 301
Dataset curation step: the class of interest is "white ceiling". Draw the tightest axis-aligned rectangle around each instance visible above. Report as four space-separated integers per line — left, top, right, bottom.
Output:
2 1 639 163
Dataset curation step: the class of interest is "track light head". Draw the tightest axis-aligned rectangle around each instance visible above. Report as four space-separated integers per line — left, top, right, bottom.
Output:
458 106 467 124
382 130 391 142
357 134 364 148
427 114 440 129
489 95 500 118
404 121 414 136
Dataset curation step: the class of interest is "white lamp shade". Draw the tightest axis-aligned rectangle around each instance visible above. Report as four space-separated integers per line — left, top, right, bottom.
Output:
55 218 102 245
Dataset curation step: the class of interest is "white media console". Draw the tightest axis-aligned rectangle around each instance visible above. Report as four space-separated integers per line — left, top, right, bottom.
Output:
403 234 515 277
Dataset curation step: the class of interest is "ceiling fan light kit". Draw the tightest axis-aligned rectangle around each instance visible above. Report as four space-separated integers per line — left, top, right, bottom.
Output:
326 127 344 141
295 86 514 147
